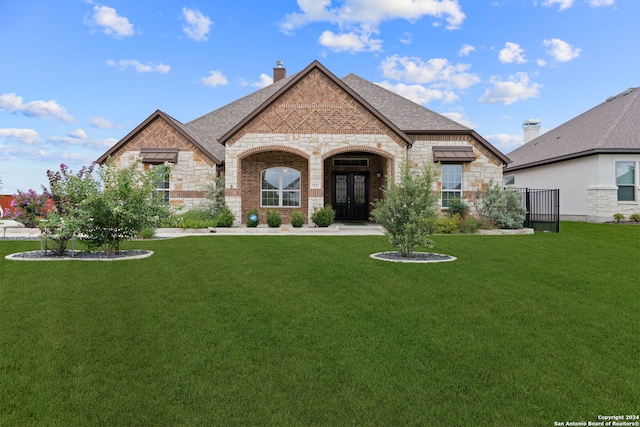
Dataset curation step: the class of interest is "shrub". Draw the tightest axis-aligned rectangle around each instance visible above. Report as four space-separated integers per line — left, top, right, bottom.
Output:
138 228 156 239
613 213 625 222
475 181 527 229
266 210 282 228
434 214 459 234
215 206 235 227
629 213 640 222
175 209 217 228
247 208 259 227
9 189 51 228
311 205 335 227
459 216 496 234
291 210 305 228
447 197 469 218
370 162 439 257
199 173 227 218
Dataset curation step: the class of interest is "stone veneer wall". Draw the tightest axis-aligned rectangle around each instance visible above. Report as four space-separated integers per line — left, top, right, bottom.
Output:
587 186 640 222
108 116 217 210
116 151 216 210
408 135 504 213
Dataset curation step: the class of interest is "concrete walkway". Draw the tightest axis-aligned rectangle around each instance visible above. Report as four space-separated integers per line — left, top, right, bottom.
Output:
0 220 386 239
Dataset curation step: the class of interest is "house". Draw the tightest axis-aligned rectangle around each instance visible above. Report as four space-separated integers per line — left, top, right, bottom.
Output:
504 87 640 222
98 60 509 225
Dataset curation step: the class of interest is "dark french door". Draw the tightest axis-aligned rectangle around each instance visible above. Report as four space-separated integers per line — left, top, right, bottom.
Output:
332 172 369 220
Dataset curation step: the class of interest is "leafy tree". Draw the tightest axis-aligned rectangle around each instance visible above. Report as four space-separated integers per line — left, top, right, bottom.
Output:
42 163 100 255
81 159 171 255
370 162 439 257
8 189 51 228
475 180 527 229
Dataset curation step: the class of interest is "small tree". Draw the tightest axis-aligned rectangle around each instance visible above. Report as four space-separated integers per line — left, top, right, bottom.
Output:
370 162 439 257
82 159 170 255
200 173 227 217
43 163 100 255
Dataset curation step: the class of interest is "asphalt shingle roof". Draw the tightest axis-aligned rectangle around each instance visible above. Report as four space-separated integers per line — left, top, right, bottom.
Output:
100 61 498 165
505 87 640 171
182 68 471 158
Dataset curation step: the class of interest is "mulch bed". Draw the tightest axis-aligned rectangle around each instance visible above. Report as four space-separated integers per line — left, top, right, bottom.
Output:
370 251 456 263
6 250 153 261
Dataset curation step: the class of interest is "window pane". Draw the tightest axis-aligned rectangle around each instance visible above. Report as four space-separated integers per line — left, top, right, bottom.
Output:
442 191 460 208
618 186 635 201
282 191 300 207
261 169 279 190
282 169 301 190
616 162 635 185
261 190 279 206
442 164 462 190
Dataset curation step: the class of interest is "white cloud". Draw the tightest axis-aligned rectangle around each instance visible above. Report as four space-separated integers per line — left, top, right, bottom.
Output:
377 82 458 105
541 0 575 10
588 0 614 6
441 111 476 128
49 134 116 148
201 71 229 87
107 59 171 73
69 128 87 139
0 128 42 145
281 0 466 52
89 5 135 38
251 73 273 88
182 7 212 41
499 42 527 64
459 44 475 56
90 116 119 129
543 38 581 62
0 93 73 122
485 133 524 153
479 73 542 105
380 55 480 89
400 32 412 44
319 29 382 53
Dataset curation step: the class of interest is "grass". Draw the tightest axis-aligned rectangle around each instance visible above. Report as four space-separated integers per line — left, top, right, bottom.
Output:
0 222 638 426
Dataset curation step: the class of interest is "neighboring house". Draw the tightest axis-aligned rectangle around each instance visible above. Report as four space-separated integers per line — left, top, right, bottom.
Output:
98 60 509 225
504 87 640 222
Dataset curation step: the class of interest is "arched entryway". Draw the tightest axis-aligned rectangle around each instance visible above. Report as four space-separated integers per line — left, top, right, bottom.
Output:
323 148 394 221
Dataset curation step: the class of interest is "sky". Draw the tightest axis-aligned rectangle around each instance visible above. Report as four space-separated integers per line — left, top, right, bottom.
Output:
0 0 637 194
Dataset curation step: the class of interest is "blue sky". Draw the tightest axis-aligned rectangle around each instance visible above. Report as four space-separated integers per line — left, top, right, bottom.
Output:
0 0 637 194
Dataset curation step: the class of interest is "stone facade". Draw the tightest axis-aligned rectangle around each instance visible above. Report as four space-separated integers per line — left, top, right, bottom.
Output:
587 186 640 222
110 116 217 210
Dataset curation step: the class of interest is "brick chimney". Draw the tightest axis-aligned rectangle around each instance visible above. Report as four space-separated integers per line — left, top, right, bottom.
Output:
523 118 541 144
273 60 286 83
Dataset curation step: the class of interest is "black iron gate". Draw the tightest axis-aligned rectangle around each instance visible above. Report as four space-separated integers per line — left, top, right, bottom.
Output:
512 188 560 233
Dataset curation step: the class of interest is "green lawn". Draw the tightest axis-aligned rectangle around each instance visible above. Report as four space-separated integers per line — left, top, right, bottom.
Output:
1 222 638 426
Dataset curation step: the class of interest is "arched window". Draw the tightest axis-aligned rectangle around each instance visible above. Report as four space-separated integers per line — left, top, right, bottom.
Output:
261 167 301 207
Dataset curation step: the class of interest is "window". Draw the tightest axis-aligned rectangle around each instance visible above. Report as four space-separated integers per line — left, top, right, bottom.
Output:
441 164 462 208
261 167 301 207
616 161 636 201
153 166 170 203
504 175 515 186
333 158 369 167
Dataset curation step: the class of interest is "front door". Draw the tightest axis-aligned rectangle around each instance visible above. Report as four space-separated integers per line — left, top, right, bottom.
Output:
333 173 369 220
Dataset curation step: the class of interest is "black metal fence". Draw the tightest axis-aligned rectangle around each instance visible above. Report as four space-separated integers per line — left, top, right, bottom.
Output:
512 188 560 233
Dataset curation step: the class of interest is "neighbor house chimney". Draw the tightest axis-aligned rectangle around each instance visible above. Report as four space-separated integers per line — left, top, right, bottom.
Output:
523 118 541 144
273 60 286 83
